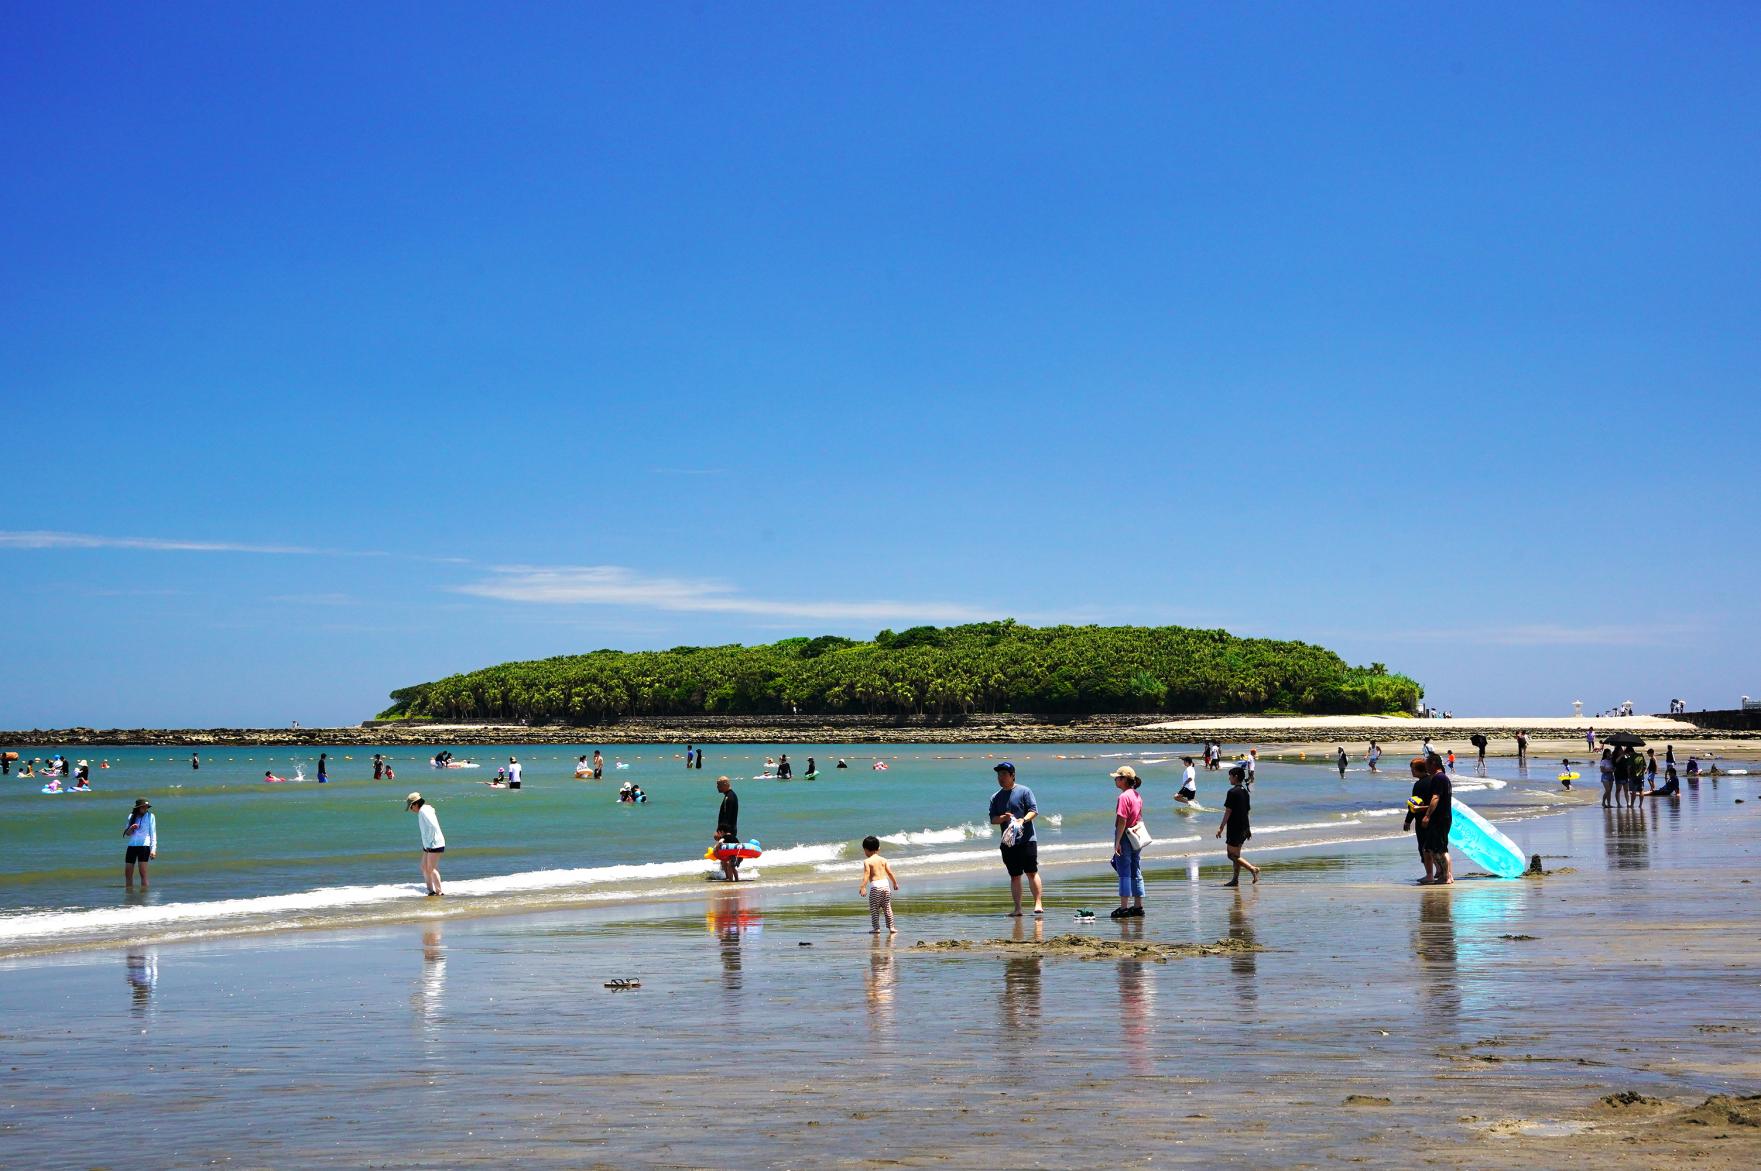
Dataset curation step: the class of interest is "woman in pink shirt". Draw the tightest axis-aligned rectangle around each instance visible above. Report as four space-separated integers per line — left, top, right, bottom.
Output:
1110 766 1146 919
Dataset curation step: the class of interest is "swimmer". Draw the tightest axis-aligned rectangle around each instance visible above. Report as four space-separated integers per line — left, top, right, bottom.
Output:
265 770 286 783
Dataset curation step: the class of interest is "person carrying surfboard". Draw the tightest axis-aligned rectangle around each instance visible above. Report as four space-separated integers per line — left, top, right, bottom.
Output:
1417 755 1453 885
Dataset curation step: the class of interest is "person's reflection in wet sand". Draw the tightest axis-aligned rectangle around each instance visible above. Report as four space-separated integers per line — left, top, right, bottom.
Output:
1414 888 1460 1031
1117 959 1156 1076
1000 916 1043 1045
1603 807 1652 871
708 892 759 992
1227 888 1257 1007
125 951 157 1018
865 937 896 1037
414 924 446 1030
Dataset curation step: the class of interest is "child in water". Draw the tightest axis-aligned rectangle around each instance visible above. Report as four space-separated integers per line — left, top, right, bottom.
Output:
859 835 900 935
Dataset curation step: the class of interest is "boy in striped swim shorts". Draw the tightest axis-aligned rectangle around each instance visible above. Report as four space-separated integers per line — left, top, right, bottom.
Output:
860 835 900 934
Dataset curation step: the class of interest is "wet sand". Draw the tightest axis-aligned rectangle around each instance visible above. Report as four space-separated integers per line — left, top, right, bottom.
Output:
2 775 1758 1168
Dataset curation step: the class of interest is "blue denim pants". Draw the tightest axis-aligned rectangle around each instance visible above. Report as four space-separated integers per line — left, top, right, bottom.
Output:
1113 836 1144 898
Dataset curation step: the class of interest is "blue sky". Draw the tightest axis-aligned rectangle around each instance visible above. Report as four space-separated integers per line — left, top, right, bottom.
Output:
3 2 1756 726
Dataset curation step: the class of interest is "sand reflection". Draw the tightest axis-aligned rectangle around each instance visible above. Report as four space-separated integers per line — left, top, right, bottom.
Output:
707 893 760 992
413 924 446 1030
865 937 896 1036
125 951 157 1018
1414 888 1459 1029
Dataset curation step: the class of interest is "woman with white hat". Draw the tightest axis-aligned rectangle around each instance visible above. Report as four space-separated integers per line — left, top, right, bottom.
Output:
406 793 446 896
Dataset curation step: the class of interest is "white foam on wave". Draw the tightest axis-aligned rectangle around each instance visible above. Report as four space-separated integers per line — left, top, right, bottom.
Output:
1253 819 1363 834
880 822 993 847
1347 807 1408 819
1449 775 1508 791
0 841 850 946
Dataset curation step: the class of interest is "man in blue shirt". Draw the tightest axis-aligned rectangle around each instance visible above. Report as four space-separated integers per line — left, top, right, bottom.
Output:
988 762 1043 916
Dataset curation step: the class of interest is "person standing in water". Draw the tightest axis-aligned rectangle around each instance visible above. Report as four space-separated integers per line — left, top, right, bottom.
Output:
592 749 604 779
373 753 384 780
1110 766 1146 918
686 744 695 770
1175 756 1198 806
190 752 199 771
317 753 329 784
713 776 742 882
1217 767 1259 886
988 762 1043 917
406 792 445 896
1516 731 1528 768
1336 747 1348 778
507 757 522 790
1368 741 1382 771
695 747 705 770
860 835 899 934
1403 757 1435 884
1418 755 1453 885
777 754 793 780
123 799 157 889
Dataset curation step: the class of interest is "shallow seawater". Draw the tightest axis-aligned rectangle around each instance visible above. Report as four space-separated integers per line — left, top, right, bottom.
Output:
1 773 1758 1168
0 742 1575 952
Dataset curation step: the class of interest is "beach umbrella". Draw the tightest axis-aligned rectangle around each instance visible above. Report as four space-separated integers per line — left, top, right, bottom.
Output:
1602 731 1646 748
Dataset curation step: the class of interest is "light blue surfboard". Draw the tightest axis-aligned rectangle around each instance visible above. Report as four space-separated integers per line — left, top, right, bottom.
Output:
1447 798 1526 878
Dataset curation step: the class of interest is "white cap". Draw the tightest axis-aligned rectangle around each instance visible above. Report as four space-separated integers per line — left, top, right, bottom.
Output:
406 792 422 805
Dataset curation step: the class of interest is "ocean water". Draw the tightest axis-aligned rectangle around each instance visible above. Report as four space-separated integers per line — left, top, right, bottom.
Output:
0 742 1567 952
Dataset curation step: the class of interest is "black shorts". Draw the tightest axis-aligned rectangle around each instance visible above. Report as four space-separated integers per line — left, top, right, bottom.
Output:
424 846 445 854
1000 840 1039 876
1412 829 1428 856
125 845 152 864
1225 830 1251 848
1177 787 1197 802
1422 821 1451 854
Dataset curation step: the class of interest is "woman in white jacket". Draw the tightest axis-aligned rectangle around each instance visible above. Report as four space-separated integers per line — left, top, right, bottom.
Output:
406 793 446 896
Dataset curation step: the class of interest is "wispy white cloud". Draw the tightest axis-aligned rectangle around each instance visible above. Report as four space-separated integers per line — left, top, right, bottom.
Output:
0 530 326 555
455 565 1002 624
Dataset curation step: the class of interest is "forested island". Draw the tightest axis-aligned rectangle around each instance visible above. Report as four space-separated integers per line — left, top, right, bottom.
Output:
377 622 1421 723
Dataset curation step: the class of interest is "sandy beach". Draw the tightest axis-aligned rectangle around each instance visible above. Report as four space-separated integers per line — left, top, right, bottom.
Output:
4 768 1758 1168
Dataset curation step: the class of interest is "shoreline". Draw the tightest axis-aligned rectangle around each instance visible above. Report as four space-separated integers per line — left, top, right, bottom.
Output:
5 712 1755 749
4 779 1759 1168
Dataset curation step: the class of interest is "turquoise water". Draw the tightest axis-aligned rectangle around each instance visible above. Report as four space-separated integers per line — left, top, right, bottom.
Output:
0 742 1571 951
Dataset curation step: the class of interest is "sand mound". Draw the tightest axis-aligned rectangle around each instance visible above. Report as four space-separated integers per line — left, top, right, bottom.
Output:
1599 1091 1663 1108
1680 1094 1761 1128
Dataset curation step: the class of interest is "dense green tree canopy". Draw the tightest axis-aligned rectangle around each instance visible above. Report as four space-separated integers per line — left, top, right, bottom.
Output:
378 622 1421 722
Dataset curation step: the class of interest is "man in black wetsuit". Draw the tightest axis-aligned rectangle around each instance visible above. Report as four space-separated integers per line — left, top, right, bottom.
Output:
713 776 742 881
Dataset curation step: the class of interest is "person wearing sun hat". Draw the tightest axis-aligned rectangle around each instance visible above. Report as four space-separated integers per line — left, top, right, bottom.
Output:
122 799 157 889
987 761 1042 916
1110 766 1147 918
406 793 446 896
